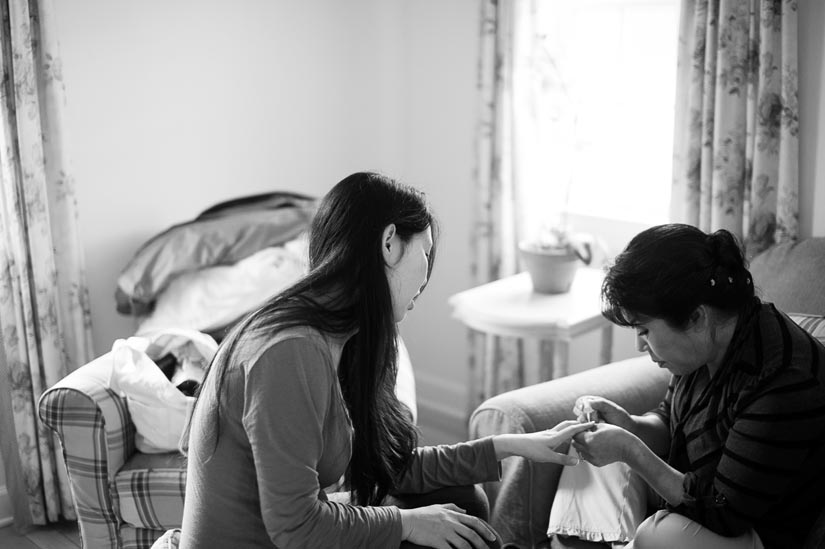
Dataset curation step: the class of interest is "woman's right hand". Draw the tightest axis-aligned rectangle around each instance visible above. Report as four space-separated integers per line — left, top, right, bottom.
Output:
399 504 497 549
573 396 632 431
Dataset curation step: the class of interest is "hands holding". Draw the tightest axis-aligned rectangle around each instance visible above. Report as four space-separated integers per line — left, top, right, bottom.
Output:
570 396 643 467
573 395 632 430
492 420 596 465
399 504 497 549
570 422 641 467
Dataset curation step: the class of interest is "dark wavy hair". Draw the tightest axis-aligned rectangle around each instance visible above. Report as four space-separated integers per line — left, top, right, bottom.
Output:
188 172 438 506
602 224 754 329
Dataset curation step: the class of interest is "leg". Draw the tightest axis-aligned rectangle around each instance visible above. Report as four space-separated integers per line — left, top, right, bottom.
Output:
539 340 556 381
484 334 499 400
552 340 570 379
599 324 612 365
627 510 764 549
389 485 501 549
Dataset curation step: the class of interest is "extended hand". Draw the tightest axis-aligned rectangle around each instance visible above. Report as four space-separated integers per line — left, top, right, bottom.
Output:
494 420 596 464
571 423 639 466
399 504 497 549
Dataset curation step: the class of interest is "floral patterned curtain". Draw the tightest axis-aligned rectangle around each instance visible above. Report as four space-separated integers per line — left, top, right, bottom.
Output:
670 0 799 256
0 0 94 527
470 0 537 412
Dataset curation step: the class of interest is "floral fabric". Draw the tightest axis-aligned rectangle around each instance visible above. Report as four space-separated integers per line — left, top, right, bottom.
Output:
471 0 537 412
0 0 94 526
671 0 799 256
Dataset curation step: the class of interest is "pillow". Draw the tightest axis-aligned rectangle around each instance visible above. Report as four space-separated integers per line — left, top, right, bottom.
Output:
788 313 825 346
116 193 316 315
136 236 309 335
750 238 825 315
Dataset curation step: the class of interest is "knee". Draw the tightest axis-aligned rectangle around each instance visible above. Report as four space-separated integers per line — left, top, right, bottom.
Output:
449 484 491 522
632 510 698 548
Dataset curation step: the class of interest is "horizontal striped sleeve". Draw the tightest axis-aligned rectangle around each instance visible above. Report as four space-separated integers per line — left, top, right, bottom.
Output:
670 303 825 543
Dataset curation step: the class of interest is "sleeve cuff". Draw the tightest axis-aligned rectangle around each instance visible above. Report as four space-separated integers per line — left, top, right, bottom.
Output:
479 436 502 481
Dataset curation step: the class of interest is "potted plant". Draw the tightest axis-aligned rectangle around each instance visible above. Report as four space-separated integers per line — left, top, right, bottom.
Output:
519 224 592 294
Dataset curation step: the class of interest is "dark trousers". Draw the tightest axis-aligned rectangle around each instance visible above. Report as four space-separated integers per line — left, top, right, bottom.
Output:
388 485 502 549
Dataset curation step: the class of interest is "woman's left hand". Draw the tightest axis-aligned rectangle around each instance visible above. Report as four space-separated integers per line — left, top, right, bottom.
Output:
571 423 640 466
493 420 596 465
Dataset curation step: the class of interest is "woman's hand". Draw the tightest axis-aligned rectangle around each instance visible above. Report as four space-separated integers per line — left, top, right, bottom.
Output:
399 504 497 549
571 423 641 467
573 396 633 430
493 420 596 464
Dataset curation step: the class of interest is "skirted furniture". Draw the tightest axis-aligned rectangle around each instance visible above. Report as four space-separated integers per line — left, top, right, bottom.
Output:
38 337 417 549
469 237 825 549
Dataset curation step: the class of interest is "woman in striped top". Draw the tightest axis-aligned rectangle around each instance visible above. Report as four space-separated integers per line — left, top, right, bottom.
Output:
550 224 825 549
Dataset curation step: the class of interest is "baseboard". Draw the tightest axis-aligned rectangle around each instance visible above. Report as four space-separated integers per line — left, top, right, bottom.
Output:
0 485 12 528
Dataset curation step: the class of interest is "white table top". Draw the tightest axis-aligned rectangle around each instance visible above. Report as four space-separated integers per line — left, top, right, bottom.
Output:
448 267 609 340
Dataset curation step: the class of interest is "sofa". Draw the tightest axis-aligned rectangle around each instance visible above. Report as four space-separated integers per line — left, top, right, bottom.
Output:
469 237 825 549
38 336 417 549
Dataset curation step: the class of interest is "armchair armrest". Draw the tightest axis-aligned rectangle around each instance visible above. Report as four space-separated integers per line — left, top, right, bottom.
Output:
38 352 135 548
469 356 669 548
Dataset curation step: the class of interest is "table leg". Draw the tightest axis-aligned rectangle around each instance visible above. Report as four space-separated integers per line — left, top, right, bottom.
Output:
538 340 554 382
600 324 613 365
483 334 498 402
552 340 569 379
467 331 481 417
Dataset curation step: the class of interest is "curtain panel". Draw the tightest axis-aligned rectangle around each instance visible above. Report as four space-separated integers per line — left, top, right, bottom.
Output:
0 0 94 527
471 0 539 412
670 0 799 255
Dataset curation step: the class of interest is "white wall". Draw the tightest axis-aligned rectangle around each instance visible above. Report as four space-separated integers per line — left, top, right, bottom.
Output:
56 0 408 350
798 0 825 237
51 0 479 445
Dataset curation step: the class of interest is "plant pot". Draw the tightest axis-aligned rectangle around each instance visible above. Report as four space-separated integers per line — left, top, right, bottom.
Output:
518 242 583 294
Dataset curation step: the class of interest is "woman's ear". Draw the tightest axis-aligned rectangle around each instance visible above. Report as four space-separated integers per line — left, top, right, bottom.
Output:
382 224 402 265
688 305 709 331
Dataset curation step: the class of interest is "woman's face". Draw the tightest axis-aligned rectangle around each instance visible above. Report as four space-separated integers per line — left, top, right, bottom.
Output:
386 226 433 323
633 316 708 376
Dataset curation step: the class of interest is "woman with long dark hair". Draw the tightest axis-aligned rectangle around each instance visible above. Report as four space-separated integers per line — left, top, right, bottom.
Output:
179 172 593 549
548 224 825 549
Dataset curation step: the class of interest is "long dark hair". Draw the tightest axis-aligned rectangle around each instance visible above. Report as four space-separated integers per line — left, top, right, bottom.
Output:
602 224 754 329
187 172 437 507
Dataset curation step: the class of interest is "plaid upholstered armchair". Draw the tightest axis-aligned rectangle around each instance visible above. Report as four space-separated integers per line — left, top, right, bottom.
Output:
39 350 188 549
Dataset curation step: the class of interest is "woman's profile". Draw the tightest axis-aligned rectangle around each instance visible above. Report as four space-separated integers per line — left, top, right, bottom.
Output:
178 172 593 549
548 224 825 549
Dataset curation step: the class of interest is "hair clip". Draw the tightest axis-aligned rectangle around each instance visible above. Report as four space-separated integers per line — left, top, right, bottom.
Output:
728 276 734 284
710 278 716 287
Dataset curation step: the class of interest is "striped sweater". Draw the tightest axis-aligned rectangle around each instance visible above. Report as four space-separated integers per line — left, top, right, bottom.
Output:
650 298 825 549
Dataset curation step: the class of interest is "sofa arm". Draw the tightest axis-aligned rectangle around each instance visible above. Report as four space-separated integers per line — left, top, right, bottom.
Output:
38 352 135 548
469 356 669 548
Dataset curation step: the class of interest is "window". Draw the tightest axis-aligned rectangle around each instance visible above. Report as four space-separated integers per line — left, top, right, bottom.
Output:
520 0 680 239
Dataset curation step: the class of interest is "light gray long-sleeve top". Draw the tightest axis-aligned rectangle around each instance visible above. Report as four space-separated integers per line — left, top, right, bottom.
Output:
179 326 500 548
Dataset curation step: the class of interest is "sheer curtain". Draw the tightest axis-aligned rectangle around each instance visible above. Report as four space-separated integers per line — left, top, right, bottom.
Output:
0 0 94 528
471 0 539 412
670 0 799 255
